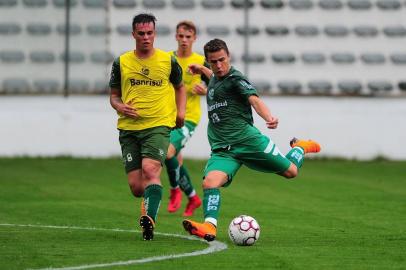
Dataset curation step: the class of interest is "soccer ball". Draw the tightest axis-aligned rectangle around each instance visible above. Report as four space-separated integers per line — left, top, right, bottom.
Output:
228 215 260 246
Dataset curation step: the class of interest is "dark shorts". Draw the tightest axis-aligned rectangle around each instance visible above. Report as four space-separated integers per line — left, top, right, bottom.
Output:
119 126 171 173
204 134 292 186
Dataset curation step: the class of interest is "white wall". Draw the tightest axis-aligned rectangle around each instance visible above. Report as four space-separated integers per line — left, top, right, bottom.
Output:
0 96 405 160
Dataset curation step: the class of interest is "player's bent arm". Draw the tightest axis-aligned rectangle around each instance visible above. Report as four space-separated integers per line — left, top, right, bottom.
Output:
248 95 279 129
109 58 136 117
174 83 186 128
189 64 213 79
110 88 123 111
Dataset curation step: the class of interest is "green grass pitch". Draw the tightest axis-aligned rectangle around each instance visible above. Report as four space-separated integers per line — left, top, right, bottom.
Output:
0 157 405 270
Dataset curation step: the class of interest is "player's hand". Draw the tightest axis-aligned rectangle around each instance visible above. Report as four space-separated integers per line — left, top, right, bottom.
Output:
188 64 203 75
119 102 139 119
193 84 207 95
175 114 185 128
266 116 279 129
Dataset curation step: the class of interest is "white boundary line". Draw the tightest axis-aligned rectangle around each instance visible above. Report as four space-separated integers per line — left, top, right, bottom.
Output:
0 223 227 270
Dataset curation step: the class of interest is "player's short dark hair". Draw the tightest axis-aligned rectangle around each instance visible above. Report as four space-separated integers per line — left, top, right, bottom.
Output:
132 13 156 31
176 20 197 35
203 38 229 58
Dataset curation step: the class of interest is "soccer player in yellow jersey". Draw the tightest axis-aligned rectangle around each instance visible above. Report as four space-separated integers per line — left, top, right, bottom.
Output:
165 21 210 217
109 13 186 241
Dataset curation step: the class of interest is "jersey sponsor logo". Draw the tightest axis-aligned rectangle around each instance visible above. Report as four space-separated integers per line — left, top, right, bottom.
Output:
141 67 149 76
129 78 162 87
207 100 227 112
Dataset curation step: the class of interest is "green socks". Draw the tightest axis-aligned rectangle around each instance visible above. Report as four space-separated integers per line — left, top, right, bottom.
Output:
203 188 220 226
286 146 305 168
165 157 195 196
179 165 194 196
143 184 162 222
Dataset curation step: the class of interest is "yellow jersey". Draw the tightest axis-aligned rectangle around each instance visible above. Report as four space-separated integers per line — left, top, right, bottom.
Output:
169 51 206 125
109 49 183 130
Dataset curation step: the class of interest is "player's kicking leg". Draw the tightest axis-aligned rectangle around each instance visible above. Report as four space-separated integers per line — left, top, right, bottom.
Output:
281 137 321 178
183 169 232 241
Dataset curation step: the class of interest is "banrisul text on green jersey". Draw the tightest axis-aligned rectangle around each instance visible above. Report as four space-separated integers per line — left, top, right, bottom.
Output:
208 100 228 112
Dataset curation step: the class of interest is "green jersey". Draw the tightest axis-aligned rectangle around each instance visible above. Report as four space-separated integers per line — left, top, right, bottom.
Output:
206 67 261 150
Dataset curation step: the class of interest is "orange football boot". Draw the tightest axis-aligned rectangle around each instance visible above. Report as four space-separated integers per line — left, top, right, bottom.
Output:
182 219 216 242
290 137 321 154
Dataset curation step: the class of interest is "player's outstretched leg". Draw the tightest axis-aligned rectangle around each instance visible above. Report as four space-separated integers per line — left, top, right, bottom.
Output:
183 179 220 241
290 138 321 153
182 219 217 242
284 138 321 173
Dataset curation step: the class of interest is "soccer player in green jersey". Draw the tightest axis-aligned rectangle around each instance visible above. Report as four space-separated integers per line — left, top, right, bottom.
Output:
109 13 186 240
182 39 321 241
165 21 210 217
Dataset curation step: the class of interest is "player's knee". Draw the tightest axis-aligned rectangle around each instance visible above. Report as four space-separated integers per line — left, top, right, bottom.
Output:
202 173 227 189
129 185 143 197
142 162 160 181
127 171 143 197
202 179 215 189
282 164 298 179
128 179 144 197
284 172 297 179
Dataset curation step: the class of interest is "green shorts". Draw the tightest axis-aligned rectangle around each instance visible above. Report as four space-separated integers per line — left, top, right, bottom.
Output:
204 134 291 186
119 126 171 173
169 120 197 154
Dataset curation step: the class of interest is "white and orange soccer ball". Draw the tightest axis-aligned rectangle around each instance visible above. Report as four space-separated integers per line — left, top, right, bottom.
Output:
228 215 260 246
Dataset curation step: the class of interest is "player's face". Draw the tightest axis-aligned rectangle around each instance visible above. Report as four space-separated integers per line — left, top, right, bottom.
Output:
175 27 196 50
132 22 155 52
207 49 231 78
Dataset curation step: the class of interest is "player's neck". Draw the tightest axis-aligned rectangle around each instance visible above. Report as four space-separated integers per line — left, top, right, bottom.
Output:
135 48 155 59
176 48 192 58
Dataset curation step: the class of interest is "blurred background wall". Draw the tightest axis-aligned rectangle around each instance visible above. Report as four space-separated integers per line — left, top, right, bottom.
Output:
0 0 405 159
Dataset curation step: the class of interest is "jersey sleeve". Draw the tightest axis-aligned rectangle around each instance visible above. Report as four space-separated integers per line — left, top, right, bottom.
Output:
200 61 211 85
169 55 183 86
109 57 121 89
234 77 258 101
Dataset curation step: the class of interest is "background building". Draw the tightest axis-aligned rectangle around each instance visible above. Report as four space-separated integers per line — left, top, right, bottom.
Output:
0 0 405 159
